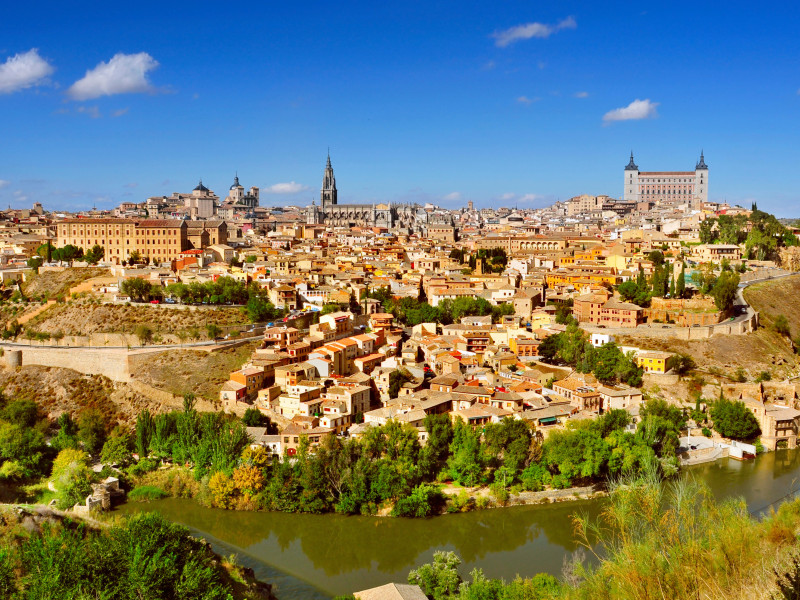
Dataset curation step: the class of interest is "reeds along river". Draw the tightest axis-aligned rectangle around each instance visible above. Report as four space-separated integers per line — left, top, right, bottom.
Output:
116 449 800 599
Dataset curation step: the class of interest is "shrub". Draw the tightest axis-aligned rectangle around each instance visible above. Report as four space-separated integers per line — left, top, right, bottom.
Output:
702 427 712 437
773 314 791 338
128 485 168 502
391 483 444 517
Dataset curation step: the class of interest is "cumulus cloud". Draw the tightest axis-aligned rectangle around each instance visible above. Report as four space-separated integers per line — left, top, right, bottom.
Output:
67 52 159 100
603 99 659 123
492 17 576 47
574 91 589 98
443 192 461 201
264 181 309 194
0 49 54 94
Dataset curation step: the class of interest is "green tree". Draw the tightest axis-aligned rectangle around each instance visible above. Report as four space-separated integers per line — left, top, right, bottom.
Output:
134 324 153 345
447 420 485 486
206 323 222 339
710 395 761 440
676 263 686 298
77 408 107 456
320 303 341 315
408 551 463 600
242 407 265 427
120 277 153 302
100 427 133 466
84 244 105 264
388 368 414 399
711 271 740 312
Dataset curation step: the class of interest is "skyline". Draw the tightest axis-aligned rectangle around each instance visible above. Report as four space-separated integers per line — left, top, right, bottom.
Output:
1 1 800 214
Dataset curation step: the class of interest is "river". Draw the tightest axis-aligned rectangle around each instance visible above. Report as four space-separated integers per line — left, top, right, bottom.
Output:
116 449 800 599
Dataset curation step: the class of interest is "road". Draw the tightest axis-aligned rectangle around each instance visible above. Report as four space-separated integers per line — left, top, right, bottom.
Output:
731 270 799 325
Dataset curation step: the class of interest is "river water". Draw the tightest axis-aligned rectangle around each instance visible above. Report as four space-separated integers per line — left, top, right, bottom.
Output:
116 449 800 599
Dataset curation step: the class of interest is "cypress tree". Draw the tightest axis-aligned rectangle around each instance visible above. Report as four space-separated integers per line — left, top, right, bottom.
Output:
669 263 676 298
676 263 686 299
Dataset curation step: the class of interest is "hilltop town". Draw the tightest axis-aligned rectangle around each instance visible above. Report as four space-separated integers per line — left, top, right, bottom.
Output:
2 151 800 481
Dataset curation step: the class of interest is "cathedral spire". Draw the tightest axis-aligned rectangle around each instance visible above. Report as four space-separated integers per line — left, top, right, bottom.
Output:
321 151 337 207
625 151 638 171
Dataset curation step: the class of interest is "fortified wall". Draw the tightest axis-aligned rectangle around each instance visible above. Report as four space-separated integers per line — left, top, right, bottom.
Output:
645 297 723 327
2 345 132 382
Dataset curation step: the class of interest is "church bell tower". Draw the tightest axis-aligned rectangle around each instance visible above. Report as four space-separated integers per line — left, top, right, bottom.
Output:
321 151 337 208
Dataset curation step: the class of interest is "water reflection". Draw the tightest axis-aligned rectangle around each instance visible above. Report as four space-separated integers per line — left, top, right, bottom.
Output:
118 448 800 598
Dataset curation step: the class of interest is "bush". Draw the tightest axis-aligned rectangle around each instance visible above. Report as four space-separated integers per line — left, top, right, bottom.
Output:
710 395 760 440
701 427 712 437
392 483 444 517
774 314 791 337
128 485 168 502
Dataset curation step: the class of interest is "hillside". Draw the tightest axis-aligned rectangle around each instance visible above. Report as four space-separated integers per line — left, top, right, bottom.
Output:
618 275 800 386
21 267 110 299
128 341 260 402
25 301 251 338
743 275 800 340
0 365 157 425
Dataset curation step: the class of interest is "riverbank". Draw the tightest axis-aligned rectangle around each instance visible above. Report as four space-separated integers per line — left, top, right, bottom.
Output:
115 449 800 599
129 464 607 518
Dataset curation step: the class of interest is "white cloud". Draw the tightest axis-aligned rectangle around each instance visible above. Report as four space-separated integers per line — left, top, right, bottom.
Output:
67 52 159 100
574 91 589 98
112 107 129 117
443 192 461 201
492 17 576 48
603 98 659 123
516 96 538 105
264 181 309 194
499 193 516 201
0 180 9 190
518 193 544 203
76 105 101 118
0 49 54 94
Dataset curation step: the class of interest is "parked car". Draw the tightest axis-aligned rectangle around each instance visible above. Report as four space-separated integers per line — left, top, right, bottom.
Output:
150 299 160 304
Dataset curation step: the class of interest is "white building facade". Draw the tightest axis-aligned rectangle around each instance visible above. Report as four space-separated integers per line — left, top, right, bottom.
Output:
623 152 708 206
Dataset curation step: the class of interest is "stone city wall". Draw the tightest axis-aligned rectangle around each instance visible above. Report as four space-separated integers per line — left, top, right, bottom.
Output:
3 345 131 382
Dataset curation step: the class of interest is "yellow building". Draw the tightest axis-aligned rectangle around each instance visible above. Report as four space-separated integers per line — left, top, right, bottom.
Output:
635 351 672 374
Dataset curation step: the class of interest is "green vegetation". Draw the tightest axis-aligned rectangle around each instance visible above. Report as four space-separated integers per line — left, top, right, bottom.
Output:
700 209 799 260
131 405 687 516
407 471 800 600
537 324 643 387
710 393 761 440
367 287 513 326
120 276 283 323
467 248 508 273
389 368 415 398
0 509 266 599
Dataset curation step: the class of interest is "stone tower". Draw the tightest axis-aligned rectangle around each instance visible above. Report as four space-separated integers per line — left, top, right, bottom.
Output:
694 150 708 206
623 151 639 202
321 151 337 208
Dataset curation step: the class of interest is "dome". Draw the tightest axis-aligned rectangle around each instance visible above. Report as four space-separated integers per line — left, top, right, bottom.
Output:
194 179 210 192
230 175 242 190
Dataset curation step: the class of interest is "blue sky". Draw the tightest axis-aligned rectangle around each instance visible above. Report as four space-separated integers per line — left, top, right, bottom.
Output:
1 1 799 215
